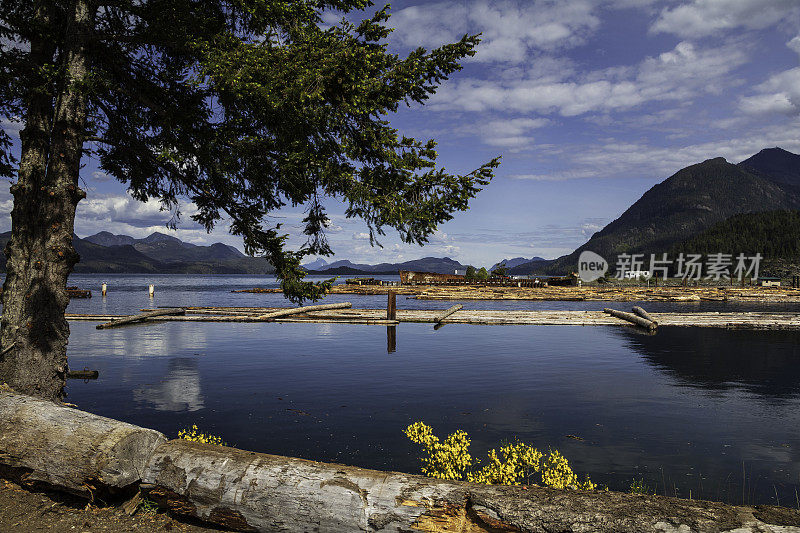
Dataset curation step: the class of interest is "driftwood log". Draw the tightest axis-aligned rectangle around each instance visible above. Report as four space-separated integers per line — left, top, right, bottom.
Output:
142 440 800 533
253 302 352 320
96 308 186 329
632 306 659 326
604 308 657 330
0 391 798 531
0 391 165 498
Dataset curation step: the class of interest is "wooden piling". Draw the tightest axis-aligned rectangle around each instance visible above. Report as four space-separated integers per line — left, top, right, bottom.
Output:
101 283 107 297
387 290 396 320
148 284 155 298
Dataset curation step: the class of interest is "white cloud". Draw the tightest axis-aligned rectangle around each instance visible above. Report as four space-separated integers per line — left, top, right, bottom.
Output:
91 171 112 182
543 124 800 181
428 41 748 116
740 67 800 115
480 117 550 148
78 195 197 228
651 0 799 38
389 0 600 63
789 35 800 56
1 117 23 139
352 232 370 241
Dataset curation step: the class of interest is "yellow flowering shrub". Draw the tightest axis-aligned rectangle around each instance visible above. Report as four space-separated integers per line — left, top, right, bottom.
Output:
178 424 226 446
404 421 472 480
405 422 595 491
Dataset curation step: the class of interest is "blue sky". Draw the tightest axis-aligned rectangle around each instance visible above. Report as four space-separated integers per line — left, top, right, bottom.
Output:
2 0 800 268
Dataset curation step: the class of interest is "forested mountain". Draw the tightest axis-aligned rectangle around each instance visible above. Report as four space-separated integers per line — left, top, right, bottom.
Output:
738 147 800 189
507 148 800 275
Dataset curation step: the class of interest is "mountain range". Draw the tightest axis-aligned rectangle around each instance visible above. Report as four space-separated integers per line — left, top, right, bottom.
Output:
303 256 469 275
2 147 797 276
0 231 275 274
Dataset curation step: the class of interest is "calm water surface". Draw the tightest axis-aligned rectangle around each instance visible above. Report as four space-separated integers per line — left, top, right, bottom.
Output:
7 274 800 505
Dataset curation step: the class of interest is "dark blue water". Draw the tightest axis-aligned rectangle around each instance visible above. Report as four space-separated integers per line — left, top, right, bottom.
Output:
10 274 800 506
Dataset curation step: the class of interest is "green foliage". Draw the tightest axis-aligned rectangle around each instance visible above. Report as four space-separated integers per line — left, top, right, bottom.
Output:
404 422 596 490
0 0 499 303
476 267 489 280
465 265 476 280
137 497 160 515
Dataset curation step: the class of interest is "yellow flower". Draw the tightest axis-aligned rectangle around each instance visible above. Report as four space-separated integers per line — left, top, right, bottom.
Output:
405 422 594 491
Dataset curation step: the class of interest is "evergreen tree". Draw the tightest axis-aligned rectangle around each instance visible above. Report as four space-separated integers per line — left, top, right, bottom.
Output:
0 0 499 400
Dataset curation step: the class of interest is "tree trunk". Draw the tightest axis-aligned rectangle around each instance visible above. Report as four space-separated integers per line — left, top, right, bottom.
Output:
0 0 92 401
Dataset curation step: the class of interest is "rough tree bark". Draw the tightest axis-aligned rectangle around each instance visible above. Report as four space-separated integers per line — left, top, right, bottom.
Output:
0 0 91 401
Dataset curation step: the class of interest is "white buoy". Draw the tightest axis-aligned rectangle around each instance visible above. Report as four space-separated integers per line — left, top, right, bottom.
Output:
101 283 107 297
148 284 155 298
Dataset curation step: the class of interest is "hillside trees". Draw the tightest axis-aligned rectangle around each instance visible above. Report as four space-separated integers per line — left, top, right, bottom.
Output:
0 0 499 400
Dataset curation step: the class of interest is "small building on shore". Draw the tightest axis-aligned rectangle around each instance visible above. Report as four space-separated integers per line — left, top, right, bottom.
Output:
757 276 781 287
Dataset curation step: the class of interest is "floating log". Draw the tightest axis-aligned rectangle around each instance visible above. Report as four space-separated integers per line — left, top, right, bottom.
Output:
253 302 351 320
604 308 657 330
0 391 166 498
63 309 800 330
96 308 186 329
434 304 463 324
66 369 99 380
632 306 658 326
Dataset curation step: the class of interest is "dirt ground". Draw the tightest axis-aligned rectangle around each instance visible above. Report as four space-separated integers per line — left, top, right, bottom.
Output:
0 479 224 532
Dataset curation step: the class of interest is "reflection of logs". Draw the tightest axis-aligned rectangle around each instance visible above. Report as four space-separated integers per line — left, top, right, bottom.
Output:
604 308 657 331
96 308 186 329
254 302 351 320
632 306 658 327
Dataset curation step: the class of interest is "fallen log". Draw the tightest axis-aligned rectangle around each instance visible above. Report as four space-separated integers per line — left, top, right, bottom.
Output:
96 308 186 329
603 308 657 330
434 304 463 324
142 439 799 533
632 306 658 327
0 392 797 532
0 391 166 498
253 302 351 320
